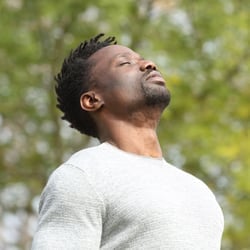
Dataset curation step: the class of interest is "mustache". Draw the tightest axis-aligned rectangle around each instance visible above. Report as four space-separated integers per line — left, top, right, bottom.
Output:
143 69 164 81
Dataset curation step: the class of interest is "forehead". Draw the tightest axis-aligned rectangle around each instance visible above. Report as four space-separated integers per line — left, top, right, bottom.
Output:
89 45 139 62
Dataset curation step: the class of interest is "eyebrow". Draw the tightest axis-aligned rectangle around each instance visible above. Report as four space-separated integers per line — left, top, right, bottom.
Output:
115 52 145 61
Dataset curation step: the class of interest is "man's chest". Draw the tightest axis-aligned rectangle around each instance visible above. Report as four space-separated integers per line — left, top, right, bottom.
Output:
101 167 224 240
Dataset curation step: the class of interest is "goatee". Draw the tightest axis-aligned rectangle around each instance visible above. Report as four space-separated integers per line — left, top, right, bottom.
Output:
142 84 171 109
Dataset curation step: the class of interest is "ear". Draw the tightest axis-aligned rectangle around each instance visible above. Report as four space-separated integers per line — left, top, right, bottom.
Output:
80 91 104 112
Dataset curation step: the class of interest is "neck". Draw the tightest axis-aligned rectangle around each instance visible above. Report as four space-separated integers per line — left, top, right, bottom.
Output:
98 117 163 158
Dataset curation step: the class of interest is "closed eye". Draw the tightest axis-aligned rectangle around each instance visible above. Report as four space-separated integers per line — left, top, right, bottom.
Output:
119 61 131 66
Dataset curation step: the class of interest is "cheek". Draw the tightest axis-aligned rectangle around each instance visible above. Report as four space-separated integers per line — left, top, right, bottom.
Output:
115 75 142 99
117 71 142 89
97 69 143 101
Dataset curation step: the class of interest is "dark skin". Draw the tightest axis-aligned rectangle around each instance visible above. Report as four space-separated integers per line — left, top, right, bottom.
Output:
80 45 170 158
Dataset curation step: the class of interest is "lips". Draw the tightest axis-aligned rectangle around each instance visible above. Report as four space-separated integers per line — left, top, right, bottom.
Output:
145 71 165 85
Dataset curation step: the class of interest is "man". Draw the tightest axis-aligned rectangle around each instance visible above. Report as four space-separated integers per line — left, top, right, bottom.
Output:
32 34 224 249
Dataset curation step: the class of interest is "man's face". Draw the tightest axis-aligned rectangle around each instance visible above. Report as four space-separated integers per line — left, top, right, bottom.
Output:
88 45 171 116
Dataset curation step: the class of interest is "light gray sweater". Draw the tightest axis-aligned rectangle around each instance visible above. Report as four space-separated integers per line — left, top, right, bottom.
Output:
32 142 224 249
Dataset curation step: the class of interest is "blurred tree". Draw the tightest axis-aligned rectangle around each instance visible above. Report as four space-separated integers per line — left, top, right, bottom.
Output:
0 0 249 249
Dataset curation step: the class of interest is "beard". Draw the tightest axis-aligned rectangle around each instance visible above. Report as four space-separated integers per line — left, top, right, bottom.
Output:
141 83 171 110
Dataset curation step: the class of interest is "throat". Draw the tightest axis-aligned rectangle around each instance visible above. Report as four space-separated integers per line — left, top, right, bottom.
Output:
100 124 163 158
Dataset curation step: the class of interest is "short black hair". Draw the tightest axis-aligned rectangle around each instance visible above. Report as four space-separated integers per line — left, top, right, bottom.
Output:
55 33 117 138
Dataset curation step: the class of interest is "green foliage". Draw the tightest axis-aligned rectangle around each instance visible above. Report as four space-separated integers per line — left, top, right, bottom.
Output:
0 0 249 249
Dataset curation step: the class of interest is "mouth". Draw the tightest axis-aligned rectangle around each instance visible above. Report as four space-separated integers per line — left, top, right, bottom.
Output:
145 71 166 86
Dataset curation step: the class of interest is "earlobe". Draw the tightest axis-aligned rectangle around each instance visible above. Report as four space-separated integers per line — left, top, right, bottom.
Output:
80 91 104 112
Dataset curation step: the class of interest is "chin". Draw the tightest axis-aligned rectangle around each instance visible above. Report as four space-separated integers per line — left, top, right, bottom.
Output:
143 85 171 108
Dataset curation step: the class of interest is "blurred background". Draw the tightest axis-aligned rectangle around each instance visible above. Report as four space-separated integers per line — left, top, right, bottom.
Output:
0 0 249 249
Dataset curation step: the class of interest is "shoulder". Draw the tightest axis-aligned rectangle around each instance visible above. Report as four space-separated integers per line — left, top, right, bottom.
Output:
45 163 90 192
64 142 109 170
39 163 105 213
39 143 115 211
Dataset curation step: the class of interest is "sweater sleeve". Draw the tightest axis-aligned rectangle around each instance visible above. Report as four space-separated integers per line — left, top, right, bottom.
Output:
31 164 105 250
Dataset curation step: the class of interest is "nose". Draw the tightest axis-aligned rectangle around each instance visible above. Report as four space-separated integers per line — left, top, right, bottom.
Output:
140 60 157 71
